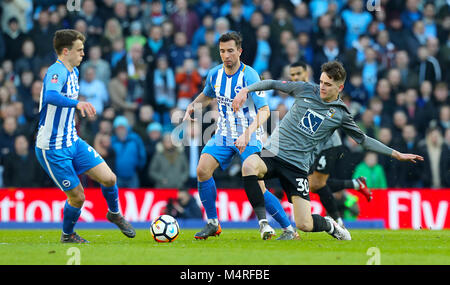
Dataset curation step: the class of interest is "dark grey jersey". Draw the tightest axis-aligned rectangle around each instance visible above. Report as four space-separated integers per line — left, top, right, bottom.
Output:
246 80 394 172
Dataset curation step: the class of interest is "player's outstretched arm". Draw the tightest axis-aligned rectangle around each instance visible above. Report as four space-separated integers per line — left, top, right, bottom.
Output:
183 92 213 122
233 80 302 112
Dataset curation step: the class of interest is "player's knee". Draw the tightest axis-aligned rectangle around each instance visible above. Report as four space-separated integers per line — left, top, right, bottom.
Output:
69 192 85 208
103 173 116 187
197 165 212 181
241 160 259 176
296 220 313 232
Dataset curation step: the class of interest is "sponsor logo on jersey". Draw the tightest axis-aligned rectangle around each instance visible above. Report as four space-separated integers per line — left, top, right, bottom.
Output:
299 109 325 135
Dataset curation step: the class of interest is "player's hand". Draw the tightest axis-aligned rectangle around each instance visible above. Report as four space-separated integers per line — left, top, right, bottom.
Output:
232 87 249 112
392 151 424 163
183 103 197 122
234 132 250 154
76 101 96 118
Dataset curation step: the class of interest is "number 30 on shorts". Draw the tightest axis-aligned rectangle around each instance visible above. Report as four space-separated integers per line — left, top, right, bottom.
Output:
296 178 309 195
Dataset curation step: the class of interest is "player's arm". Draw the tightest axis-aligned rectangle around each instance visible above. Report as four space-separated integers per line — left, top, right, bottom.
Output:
44 68 96 117
183 92 214 122
341 111 424 163
235 105 270 153
232 80 305 112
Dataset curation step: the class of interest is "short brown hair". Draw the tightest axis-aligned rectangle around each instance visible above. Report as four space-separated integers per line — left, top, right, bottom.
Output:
218 31 242 49
53 29 85 55
321 61 347 84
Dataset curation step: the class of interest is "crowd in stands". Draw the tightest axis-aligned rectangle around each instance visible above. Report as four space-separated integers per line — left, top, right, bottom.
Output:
0 0 448 190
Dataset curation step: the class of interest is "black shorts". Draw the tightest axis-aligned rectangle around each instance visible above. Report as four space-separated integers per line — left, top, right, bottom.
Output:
259 154 310 203
310 146 342 175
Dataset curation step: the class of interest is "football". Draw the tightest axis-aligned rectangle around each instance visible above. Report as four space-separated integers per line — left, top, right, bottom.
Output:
150 215 180 243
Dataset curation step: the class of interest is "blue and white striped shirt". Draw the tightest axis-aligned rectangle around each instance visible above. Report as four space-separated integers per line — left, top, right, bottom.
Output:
36 59 79 150
203 63 267 146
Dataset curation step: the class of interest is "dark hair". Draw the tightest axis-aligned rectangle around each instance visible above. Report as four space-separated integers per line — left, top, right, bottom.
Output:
53 29 85 55
321 61 347 84
218 31 242 49
290 61 307 70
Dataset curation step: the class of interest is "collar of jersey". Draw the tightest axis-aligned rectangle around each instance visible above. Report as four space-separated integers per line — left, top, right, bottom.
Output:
222 62 244 77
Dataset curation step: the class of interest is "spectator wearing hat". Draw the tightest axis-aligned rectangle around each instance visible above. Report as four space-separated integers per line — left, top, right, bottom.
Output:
111 116 147 188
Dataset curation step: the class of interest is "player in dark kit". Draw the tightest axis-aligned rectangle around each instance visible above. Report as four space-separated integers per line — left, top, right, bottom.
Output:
232 61 423 240
289 61 371 228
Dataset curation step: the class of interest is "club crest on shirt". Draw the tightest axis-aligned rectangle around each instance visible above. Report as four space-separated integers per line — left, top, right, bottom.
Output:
327 108 336 118
299 109 325 135
51 74 58 83
234 85 242 95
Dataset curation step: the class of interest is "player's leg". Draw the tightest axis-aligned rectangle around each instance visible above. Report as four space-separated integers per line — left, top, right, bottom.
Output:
194 140 233 239
74 139 135 238
327 177 372 202
308 171 343 226
35 146 88 243
279 165 351 240
258 180 297 239
241 153 277 239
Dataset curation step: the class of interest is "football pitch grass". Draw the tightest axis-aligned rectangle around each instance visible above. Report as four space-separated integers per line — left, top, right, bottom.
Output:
0 229 449 265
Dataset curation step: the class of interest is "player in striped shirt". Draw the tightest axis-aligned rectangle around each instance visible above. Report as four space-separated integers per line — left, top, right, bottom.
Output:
35 29 135 243
183 32 292 240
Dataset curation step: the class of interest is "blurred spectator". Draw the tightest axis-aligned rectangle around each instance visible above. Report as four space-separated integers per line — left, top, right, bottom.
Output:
313 36 344 81
125 21 146 52
0 116 18 163
170 0 200 44
2 135 43 187
100 18 123 60
195 0 220 20
29 9 56 63
404 88 421 126
387 17 408 52
394 50 418 90
361 47 379 98
79 66 109 115
373 30 396 72
377 127 398 187
376 78 396 117
400 0 423 30
78 0 103 41
81 45 111 86
438 105 450 135
1 0 31 33
416 45 442 85
113 1 131 35
252 25 271 74
144 121 163 165
423 2 438 38
259 0 275 25
109 38 127 70
357 109 378 139
391 110 409 145
108 69 138 126
133 104 155 140
292 2 313 36
191 14 215 52
393 124 422 187
116 42 147 110
153 56 176 127
165 187 202 219
14 39 42 76
175 58 202 110
344 71 369 107
419 126 450 188
405 20 428 59
417 82 449 136
169 31 194 69
297 32 314 66
368 96 392 128
353 152 388 189
2 17 26 63
341 0 373 49
149 132 188 188
111 116 147 188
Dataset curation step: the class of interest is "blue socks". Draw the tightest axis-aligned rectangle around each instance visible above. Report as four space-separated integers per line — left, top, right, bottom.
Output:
63 200 81 234
198 177 218 220
264 190 291 229
101 184 119 213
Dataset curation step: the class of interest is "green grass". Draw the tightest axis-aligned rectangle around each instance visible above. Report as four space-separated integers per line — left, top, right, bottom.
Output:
0 229 449 265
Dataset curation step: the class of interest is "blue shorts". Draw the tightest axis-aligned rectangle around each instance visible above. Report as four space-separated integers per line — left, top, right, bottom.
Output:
35 138 104 191
201 135 262 170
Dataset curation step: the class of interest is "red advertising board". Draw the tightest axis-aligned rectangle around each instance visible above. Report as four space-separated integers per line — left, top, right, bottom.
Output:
0 188 449 229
